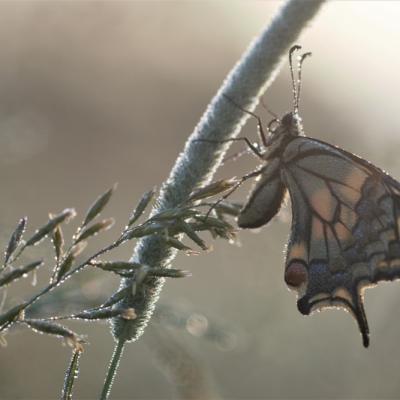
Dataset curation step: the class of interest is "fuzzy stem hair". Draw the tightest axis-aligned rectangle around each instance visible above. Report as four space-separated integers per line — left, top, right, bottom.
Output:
104 0 325 397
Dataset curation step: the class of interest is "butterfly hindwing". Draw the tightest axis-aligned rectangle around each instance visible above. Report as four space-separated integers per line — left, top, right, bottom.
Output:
281 137 400 347
238 158 287 229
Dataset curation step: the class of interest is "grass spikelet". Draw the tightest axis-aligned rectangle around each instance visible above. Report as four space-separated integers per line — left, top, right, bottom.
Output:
4 217 27 266
54 242 87 282
55 307 137 321
0 303 26 329
150 208 198 222
127 187 156 227
91 261 143 272
82 184 117 228
24 319 86 351
149 268 191 278
0 260 43 287
120 222 165 242
74 218 115 244
165 237 198 254
51 222 64 264
188 178 239 202
178 221 210 251
25 209 76 247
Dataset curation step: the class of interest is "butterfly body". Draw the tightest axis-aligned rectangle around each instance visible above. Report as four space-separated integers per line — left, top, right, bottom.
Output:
237 111 400 347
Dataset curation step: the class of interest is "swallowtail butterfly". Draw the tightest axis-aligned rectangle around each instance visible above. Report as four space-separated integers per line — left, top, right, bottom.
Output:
231 45 400 347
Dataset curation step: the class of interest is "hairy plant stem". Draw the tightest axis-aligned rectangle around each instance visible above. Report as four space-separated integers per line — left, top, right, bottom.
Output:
106 0 326 398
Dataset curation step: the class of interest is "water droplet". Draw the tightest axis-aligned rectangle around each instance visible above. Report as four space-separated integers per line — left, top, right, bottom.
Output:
186 313 208 337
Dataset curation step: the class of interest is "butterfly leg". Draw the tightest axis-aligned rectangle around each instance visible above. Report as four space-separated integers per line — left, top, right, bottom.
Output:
223 94 269 147
259 96 278 120
221 147 262 166
204 167 265 219
195 138 264 159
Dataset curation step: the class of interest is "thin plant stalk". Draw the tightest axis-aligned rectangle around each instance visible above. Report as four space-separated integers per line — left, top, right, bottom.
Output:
100 339 126 400
0 241 120 330
103 0 326 398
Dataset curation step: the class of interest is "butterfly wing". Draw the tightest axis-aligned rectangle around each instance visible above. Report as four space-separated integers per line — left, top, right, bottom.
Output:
282 137 400 347
238 158 287 229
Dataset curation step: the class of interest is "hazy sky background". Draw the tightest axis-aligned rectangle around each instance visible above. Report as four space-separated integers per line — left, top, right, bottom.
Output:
2 2 400 399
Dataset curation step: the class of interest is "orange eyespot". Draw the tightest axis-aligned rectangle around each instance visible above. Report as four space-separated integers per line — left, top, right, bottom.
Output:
285 261 308 287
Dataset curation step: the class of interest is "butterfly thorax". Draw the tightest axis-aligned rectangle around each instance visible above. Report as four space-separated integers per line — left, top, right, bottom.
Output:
262 111 304 161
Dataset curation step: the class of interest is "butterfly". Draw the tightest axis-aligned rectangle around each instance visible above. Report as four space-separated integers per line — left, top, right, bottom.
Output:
227 45 400 348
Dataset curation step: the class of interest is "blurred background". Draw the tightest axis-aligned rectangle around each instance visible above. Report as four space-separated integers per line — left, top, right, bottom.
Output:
1 1 400 399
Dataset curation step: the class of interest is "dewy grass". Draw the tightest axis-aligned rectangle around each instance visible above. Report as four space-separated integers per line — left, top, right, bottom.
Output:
0 0 325 398
0 178 245 398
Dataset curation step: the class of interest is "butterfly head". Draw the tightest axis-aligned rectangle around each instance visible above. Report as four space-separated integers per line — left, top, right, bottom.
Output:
276 111 304 135
262 111 303 159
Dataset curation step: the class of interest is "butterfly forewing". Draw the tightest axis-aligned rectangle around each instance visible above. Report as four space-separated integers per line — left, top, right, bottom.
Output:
281 137 400 347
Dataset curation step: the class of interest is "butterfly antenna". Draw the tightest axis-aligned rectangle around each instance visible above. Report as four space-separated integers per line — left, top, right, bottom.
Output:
296 52 312 111
289 44 302 113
